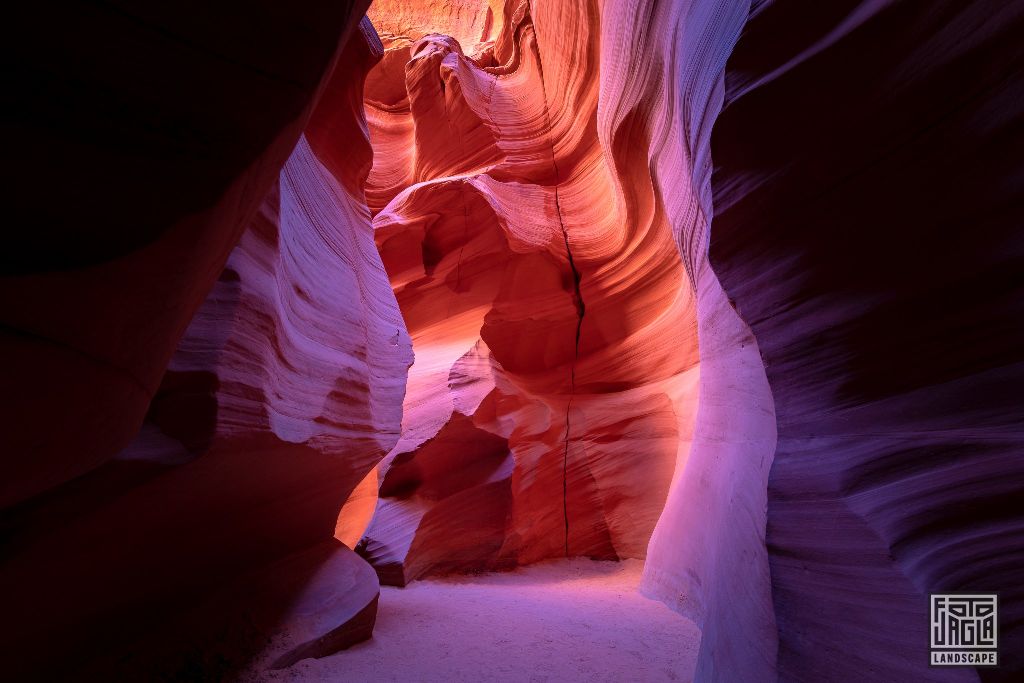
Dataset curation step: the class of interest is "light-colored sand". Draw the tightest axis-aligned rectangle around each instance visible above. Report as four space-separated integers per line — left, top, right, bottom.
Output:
258 558 699 683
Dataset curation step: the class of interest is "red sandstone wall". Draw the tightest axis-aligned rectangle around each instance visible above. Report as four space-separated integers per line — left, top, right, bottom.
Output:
3 2 1020 681
352 0 704 585
1 11 413 680
597 1 780 681
1 1 373 509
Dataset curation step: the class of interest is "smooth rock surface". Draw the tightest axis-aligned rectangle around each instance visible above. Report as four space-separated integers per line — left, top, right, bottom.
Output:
0 16 412 681
709 1 1024 681
4 2 1019 682
1 0 374 508
594 2 780 681
356 0 703 584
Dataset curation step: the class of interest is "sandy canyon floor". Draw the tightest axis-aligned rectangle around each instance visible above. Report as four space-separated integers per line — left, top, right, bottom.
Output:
254 559 700 682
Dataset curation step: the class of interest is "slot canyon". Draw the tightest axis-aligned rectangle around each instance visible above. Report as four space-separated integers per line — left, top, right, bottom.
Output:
2 1 1022 682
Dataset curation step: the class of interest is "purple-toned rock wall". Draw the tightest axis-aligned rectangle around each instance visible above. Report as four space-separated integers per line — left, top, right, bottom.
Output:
709 1 1024 681
1 9 414 680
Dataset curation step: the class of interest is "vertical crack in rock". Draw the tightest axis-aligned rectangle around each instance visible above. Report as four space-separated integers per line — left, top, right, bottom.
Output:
559 224 585 558
366 0 697 580
530 6 586 557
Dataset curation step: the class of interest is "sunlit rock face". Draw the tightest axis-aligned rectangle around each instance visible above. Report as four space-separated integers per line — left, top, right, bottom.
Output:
3 1 1019 681
1 13 412 680
709 1 1024 681
369 0 504 57
354 0 703 585
589 2 783 682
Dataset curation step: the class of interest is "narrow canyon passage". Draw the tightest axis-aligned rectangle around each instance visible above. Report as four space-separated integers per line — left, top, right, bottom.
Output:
3 0 1021 682
321 4 706 678
349 0 700 584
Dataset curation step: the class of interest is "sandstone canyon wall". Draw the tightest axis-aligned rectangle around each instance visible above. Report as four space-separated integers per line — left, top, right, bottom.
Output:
2 6 413 680
1 1 1020 681
611 1 781 681
709 1 1024 681
354 0 705 585
347 4 784 681
2 0 372 508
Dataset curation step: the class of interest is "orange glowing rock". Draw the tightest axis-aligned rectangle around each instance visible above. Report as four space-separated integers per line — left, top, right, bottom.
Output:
356 0 701 584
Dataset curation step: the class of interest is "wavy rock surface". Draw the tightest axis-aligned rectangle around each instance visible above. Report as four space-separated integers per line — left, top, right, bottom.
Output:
356 0 703 585
0 1 373 509
578 1 782 681
1 16 412 680
5 2 1019 681
709 1 1024 681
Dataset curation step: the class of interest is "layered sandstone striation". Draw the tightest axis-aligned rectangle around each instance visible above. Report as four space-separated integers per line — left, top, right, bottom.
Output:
613 2 782 680
356 4 781 682
1 12 412 680
353 0 704 586
1 1 374 509
3 1 1020 681
709 1 1024 681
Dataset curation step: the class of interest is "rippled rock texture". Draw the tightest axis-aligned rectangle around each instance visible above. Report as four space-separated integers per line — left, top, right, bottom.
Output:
1 7 411 680
2 1 371 509
709 1 1024 681
354 0 704 586
353 3 781 680
3 0 1021 681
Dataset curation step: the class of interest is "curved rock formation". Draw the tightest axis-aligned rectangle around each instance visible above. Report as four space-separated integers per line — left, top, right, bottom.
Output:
1 0 374 509
708 1 1024 681
584 1 779 681
4 1 1020 681
354 0 704 586
1 13 412 680
357 3 781 681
